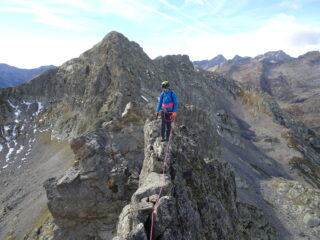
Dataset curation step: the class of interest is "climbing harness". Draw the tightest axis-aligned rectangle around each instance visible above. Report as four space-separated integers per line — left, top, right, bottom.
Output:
149 117 175 240
163 110 174 123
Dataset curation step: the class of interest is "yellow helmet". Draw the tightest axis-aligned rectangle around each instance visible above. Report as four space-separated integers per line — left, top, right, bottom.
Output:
161 80 170 88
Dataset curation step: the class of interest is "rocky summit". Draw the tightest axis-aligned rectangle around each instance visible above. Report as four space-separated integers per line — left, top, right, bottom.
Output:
193 54 227 70
0 31 320 240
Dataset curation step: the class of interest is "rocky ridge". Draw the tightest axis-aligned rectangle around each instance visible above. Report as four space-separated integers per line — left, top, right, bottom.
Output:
44 104 276 239
0 32 320 239
254 50 292 63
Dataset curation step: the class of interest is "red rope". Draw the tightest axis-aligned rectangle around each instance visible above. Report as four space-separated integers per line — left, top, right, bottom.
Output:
149 119 175 240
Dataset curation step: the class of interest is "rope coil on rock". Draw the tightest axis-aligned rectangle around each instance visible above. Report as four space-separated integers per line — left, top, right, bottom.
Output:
149 116 175 240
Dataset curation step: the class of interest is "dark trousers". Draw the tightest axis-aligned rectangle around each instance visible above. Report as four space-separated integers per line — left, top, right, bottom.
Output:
161 111 172 139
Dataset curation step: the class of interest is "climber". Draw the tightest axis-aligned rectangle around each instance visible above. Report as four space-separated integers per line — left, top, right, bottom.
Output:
155 80 178 142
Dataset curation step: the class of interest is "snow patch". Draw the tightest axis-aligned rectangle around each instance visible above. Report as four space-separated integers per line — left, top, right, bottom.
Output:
7 100 15 108
26 146 32 156
6 147 14 162
28 137 36 145
8 100 21 117
141 95 149 102
17 145 24 154
23 100 32 110
12 126 17 137
0 144 2 152
15 109 21 117
2 164 8 169
3 126 11 141
216 125 223 137
39 128 49 133
36 102 43 115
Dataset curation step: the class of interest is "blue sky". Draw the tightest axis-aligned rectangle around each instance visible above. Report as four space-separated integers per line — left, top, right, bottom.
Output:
0 0 320 68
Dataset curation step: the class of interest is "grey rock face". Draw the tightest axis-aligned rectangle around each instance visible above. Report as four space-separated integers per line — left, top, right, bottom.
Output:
43 108 276 240
303 213 320 228
259 90 320 181
238 203 276 240
44 103 145 239
2 31 317 240
113 120 275 240
262 177 320 239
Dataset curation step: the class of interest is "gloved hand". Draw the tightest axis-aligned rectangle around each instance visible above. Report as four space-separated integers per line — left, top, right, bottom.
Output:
171 112 177 118
155 112 159 117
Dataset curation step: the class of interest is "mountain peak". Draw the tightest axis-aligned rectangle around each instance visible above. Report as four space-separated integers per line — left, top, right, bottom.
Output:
101 31 130 44
229 55 252 64
255 50 292 63
212 54 227 62
83 31 129 54
193 54 227 70
298 50 320 59
79 31 147 62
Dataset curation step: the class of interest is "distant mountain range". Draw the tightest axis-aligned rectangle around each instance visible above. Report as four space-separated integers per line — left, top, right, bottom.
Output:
192 50 292 70
193 54 227 70
0 64 56 88
205 50 320 133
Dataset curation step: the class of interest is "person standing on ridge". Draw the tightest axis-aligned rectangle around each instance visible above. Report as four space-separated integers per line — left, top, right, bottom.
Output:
155 81 178 142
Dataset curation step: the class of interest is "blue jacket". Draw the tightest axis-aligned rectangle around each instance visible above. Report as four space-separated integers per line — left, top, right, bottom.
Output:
156 89 178 113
